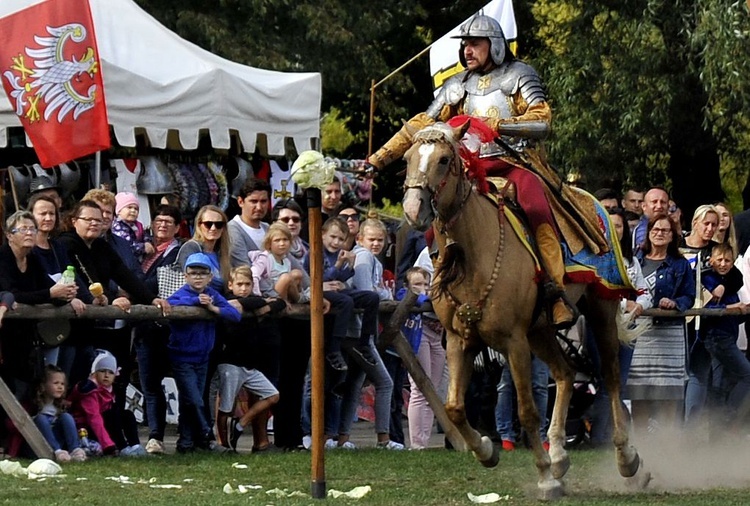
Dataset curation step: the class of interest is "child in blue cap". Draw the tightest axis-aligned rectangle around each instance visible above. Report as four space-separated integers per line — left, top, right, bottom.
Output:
167 252 241 453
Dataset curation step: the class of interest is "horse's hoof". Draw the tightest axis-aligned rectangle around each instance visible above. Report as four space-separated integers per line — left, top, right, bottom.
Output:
618 450 641 478
538 479 565 501
550 455 571 480
479 445 500 468
471 436 496 466
624 458 651 490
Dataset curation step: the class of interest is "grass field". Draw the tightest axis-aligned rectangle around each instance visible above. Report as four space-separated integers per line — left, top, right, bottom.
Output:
2 443 750 505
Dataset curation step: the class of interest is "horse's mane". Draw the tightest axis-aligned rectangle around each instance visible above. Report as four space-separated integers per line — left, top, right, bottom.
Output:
446 115 496 195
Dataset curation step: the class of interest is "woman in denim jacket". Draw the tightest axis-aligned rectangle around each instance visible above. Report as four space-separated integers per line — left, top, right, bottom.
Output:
628 213 695 437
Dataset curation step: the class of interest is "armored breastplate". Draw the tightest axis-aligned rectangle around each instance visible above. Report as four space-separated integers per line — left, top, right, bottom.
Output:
463 69 515 120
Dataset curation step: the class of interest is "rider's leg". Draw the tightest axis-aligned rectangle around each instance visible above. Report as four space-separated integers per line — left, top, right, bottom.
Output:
535 223 575 328
504 167 575 329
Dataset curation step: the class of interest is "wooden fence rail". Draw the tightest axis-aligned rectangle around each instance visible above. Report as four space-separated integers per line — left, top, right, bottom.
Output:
2 303 746 321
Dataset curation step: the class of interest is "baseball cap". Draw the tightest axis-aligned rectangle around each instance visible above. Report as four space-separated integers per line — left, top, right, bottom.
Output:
184 252 213 272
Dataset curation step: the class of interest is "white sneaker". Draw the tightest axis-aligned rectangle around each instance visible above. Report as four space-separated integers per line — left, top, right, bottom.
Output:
338 441 357 450
145 438 165 454
377 440 405 450
324 438 337 449
302 435 312 450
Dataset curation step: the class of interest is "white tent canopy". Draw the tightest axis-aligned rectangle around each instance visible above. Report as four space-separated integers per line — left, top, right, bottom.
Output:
0 0 322 156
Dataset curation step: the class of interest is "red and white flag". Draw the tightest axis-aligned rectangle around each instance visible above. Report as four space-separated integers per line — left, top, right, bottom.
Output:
0 0 109 167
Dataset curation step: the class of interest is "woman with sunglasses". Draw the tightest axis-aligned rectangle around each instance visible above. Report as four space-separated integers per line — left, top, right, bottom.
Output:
272 199 308 260
177 205 232 294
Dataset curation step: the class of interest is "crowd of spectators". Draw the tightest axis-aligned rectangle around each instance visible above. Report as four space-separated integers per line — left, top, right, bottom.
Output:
3 174 750 460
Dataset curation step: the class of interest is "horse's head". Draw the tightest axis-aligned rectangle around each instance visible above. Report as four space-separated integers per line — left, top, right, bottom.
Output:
402 121 471 231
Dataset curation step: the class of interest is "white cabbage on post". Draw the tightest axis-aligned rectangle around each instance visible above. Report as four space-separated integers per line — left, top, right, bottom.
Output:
291 150 336 190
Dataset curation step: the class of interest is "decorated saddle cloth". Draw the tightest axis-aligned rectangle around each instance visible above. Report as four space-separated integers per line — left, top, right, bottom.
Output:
484 191 633 300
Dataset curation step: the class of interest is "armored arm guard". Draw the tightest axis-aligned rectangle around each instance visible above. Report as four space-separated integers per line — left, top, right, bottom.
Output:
369 113 436 170
369 76 467 170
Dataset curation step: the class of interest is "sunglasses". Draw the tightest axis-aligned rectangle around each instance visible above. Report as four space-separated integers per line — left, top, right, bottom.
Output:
279 216 301 224
200 221 225 230
339 213 359 221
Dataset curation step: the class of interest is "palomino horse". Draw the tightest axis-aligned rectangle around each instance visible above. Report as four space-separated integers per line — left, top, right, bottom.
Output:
401 121 650 499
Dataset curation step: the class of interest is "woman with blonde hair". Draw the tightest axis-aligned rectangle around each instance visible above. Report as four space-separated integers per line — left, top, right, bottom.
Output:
681 204 720 273
713 202 738 257
176 205 231 293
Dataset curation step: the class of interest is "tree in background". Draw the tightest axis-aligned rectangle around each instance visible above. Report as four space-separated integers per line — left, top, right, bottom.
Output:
527 0 750 215
134 0 750 214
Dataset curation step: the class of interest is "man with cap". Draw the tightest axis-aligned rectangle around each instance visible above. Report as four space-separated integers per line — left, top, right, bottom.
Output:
367 14 602 328
166 252 241 453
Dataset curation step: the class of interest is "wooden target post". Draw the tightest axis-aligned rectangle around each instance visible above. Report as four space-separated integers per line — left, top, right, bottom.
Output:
306 187 327 499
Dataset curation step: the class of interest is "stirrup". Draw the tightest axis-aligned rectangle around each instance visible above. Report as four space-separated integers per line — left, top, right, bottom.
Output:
551 297 579 330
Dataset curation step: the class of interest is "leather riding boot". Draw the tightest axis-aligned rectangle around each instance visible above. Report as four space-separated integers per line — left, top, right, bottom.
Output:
535 223 576 329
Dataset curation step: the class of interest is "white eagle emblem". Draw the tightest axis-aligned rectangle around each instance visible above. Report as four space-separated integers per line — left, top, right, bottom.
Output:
3 23 99 124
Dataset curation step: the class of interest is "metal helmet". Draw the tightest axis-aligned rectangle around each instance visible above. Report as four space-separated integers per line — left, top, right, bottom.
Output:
29 173 60 194
55 162 81 198
137 156 174 194
231 156 251 197
452 15 507 67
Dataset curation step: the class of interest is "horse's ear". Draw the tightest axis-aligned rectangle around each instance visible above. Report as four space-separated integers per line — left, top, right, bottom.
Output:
403 120 419 137
453 120 471 141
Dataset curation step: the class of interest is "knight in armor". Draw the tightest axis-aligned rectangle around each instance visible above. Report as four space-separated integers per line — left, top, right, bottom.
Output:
368 14 585 329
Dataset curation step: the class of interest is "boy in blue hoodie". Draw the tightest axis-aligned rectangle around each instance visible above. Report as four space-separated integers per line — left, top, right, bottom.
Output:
167 252 241 453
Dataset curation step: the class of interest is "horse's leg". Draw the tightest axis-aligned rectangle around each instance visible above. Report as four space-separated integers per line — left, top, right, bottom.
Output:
588 301 650 487
443 331 497 466
506 338 563 500
528 327 573 480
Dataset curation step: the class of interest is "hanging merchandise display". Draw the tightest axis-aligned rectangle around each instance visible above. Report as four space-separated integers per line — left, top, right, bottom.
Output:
55 163 81 199
8 165 31 203
230 157 252 198
189 163 211 210
208 161 229 211
137 156 174 195
180 164 201 219
270 159 296 204
198 163 219 206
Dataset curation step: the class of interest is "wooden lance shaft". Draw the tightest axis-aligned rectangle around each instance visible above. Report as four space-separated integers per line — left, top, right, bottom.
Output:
307 188 326 499
380 290 465 451
0 377 53 459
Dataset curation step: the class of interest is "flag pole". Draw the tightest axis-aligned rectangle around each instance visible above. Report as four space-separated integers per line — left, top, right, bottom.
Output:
94 151 101 189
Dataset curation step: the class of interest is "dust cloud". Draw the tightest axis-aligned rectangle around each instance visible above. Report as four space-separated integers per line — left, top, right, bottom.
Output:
583 427 750 493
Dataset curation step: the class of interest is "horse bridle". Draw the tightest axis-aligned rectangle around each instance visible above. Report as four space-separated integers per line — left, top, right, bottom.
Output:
403 133 473 232
406 130 506 338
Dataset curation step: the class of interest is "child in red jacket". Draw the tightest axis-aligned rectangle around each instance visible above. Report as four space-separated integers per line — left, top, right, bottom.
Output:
69 350 146 457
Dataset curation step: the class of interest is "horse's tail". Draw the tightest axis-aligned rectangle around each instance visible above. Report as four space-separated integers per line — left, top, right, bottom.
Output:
615 309 652 347
433 242 466 300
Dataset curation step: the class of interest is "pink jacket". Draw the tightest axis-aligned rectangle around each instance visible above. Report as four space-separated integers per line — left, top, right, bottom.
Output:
68 378 116 451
